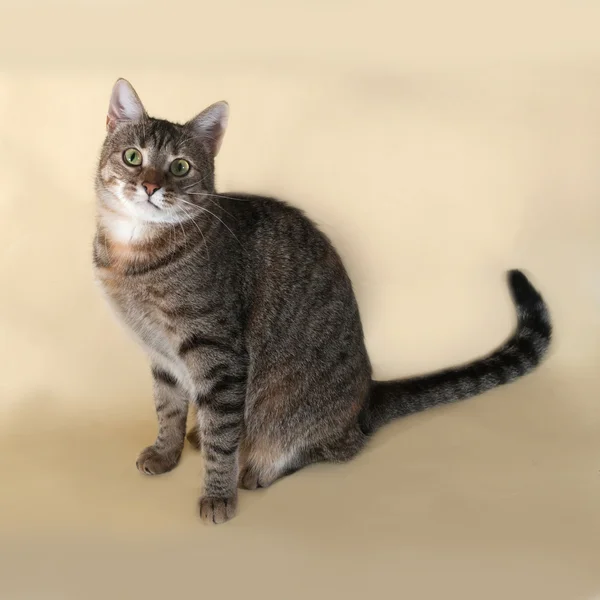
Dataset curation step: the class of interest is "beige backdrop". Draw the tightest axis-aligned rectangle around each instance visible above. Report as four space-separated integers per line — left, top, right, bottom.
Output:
1 1 599 599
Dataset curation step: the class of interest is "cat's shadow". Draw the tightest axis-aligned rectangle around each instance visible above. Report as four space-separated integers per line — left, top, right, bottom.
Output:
2 362 595 578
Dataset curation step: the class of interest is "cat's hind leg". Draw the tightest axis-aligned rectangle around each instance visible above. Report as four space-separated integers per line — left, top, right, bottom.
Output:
238 455 301 490
237 439 308 490
238 424 368 490
186 424 202 450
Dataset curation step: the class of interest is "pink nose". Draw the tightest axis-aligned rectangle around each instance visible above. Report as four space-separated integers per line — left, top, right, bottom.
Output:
142 182 160 196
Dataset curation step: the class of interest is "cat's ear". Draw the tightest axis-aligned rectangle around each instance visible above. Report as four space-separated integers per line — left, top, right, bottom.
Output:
188 101 229 156
106 79 146 131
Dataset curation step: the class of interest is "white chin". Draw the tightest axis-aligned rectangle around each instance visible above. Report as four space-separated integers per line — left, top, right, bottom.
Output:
133 200 162 218
105 188 164 222
129 191 167 220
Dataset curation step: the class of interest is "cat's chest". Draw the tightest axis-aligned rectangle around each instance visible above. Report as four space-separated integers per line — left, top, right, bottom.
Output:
97 269 181 354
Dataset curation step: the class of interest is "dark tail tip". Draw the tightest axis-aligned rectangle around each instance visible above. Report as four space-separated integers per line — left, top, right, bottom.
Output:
508 269 543 307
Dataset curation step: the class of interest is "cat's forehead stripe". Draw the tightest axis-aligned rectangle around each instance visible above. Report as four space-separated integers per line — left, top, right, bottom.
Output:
147 119 181 150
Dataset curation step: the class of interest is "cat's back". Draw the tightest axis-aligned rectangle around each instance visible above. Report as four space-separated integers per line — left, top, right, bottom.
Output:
218 192 337 259
220 191 362 348
218 191 307 225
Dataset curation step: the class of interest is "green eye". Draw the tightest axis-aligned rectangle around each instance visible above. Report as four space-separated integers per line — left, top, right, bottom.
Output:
123 148 142 166
170 159 190 177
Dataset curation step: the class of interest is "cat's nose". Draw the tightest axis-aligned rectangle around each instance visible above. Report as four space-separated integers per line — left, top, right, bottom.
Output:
142 182 160 197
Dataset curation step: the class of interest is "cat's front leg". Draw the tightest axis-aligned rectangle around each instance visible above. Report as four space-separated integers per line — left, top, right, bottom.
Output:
192 366 246 524
179 333 247 524
195 374 246 524
136 365 188 475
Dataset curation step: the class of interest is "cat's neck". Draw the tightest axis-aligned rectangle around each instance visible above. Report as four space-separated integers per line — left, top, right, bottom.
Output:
95 207 176 273
98 208 156 245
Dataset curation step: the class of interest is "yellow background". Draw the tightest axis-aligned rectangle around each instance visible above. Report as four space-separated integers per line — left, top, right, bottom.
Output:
1 1 599 598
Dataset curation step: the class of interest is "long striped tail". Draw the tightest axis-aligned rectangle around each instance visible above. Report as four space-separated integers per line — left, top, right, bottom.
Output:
359 270 552 434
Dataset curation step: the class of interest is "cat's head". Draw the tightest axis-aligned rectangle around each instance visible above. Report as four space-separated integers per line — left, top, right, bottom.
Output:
96 79 228 225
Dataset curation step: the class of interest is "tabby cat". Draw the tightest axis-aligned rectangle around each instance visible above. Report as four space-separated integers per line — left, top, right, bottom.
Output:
93 79 552 524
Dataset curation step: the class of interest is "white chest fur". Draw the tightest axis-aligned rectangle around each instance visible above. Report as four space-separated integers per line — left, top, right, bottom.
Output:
97 276 197 397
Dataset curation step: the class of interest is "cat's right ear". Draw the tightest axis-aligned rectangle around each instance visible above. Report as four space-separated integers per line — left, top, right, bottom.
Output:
106 79 146 132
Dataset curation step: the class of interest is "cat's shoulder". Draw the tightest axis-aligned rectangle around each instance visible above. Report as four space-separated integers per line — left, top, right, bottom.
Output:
217 192 309 222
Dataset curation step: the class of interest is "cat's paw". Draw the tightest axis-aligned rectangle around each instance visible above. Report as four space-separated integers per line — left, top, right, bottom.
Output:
238 466 271 490
198 495 237 525
136 445 181 475
186 426 201 450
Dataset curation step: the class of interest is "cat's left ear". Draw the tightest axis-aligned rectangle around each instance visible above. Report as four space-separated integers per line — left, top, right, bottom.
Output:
106 78 146 132
188 101 229 156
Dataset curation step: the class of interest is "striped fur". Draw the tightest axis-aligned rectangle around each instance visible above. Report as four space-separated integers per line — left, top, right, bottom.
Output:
94 80 552 524
359 270 552 434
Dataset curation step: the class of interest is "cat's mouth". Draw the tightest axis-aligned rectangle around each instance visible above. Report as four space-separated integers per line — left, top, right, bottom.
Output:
146 197 161 210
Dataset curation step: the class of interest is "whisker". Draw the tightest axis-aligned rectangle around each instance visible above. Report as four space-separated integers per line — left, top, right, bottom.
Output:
168 219 177 249
178 135 200 147
200 209 245 252
183 193 236 220
183 181 204 191
176 215 188 248
186 191 250 204
205 197 235 220
177 197 244 252
167 207 189 250
178 204 209 260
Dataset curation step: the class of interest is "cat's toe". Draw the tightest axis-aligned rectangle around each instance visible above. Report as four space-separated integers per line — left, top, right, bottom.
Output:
136 445 181 475
186 426 201 450
238 466 271 490
198 495 237 524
